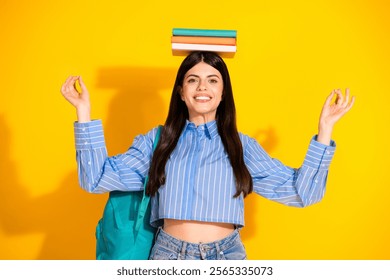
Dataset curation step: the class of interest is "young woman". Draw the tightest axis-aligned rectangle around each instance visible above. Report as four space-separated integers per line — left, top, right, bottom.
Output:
61 51 355 260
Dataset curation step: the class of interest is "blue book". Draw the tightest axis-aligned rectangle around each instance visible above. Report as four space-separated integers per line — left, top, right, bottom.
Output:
172 28 237 38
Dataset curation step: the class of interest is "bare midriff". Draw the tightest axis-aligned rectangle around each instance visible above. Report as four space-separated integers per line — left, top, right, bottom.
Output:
163 219 235 243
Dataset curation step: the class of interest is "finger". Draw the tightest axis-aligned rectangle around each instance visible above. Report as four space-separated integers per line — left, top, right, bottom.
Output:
342 88 350 107
345 95 355 111
71 75 79 86
335 89 343 105
324 90 335 106
62 76 80 98
61 76 73 93
63 76 77 90
78 76 89 95
67 76 80 93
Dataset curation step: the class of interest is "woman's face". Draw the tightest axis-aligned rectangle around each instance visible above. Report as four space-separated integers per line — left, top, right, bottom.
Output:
180 61 223 125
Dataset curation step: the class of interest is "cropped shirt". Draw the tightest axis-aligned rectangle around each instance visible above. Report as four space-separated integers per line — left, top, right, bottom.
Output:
74 119 335 228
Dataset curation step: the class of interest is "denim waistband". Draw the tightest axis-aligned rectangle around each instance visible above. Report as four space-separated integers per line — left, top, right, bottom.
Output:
155 227 240 258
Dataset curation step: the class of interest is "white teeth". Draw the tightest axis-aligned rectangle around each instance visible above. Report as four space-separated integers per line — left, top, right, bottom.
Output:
195 96 211 100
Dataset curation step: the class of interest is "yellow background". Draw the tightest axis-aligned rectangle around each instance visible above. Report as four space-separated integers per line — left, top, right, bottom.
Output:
0 0 389 260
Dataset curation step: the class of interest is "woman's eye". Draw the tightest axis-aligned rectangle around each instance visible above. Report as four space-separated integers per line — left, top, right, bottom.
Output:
209 79 218 84
187 78 197 83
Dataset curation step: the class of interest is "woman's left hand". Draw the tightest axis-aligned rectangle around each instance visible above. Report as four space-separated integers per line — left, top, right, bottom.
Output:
317 88 355 145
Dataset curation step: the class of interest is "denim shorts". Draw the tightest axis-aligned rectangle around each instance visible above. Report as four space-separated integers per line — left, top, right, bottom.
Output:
149 227 247 260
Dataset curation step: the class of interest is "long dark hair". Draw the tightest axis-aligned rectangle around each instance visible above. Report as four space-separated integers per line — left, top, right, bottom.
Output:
146 51 253 198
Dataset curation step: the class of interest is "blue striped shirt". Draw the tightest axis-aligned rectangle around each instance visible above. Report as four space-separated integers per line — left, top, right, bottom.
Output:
74 119 335 228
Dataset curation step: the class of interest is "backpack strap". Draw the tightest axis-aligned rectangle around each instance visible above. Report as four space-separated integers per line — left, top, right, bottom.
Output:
134 125 162 234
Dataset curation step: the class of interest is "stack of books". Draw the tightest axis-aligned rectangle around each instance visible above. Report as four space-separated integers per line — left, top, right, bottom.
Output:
171 28 237 57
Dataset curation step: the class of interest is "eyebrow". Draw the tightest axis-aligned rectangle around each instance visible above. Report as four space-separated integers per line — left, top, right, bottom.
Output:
185 74 221 79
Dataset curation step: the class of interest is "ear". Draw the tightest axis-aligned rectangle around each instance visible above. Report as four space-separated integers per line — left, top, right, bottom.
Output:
178 86 184 101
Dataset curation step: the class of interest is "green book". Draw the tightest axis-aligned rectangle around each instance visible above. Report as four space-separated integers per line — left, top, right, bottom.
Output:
172 28 237 38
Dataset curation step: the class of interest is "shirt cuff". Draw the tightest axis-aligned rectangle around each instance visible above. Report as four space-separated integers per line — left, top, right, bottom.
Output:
74 120 106 149
303 135 336 170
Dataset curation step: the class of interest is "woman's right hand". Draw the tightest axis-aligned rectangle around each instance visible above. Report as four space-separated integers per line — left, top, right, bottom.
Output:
61 76 91 123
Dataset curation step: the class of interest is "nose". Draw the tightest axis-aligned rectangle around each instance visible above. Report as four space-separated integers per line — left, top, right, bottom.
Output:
197 80 207 91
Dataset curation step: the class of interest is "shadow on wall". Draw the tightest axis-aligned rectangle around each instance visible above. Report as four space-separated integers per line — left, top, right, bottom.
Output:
95 66 177 154
0 65 278 259
0 117 102 260
241 127 278 242
0 66 175 259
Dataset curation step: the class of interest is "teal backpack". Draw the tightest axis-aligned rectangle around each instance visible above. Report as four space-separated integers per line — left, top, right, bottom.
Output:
95 126 162 260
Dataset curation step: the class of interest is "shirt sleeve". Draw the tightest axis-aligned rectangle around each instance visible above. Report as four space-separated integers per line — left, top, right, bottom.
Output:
243 135 336 207
74 120 158 193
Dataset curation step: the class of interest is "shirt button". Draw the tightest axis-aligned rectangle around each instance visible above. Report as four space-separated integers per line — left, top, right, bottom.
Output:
315 180 318 183
88 161 91 165
84 141 88 145
82 128 86 132
326 151 330 155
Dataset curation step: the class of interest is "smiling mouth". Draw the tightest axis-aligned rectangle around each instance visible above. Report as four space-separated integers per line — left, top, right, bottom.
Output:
194 96 211 100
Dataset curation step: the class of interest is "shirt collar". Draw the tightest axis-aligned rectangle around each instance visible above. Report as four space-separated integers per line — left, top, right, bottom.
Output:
183 119 219 139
